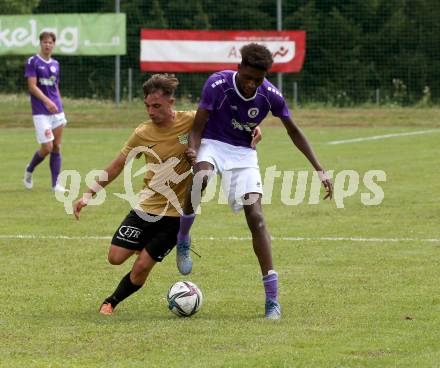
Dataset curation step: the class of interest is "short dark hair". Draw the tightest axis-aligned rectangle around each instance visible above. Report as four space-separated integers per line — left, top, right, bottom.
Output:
39 31 56 42
142 74 179 98
240 43 273 71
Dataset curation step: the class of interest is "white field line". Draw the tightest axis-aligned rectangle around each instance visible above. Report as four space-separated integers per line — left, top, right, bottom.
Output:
0 234 439 243
327 129 439 145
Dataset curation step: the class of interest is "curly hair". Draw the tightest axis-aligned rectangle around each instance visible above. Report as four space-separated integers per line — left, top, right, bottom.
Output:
240 43 273 71
142 73 179 98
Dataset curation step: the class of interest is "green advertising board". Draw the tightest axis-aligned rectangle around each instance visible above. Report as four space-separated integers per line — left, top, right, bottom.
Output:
0 13 126 55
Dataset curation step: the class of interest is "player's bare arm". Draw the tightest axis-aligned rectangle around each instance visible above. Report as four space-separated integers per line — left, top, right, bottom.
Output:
27 76 58 113
251 126 262 148
73 152 127 219
186 108 210 165
280 116 333 200
57 85 62 100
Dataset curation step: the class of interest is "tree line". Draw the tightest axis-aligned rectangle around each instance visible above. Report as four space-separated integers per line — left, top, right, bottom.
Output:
1 0 439 105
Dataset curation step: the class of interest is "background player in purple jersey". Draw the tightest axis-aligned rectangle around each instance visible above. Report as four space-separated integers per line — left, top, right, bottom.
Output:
176 43 333 320
23 31 67 193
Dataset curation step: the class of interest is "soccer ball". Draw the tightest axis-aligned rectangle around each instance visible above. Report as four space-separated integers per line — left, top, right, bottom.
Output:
167 281 203 317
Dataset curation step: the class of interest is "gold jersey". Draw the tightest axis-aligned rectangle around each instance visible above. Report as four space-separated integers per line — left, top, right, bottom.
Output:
121 110 195 217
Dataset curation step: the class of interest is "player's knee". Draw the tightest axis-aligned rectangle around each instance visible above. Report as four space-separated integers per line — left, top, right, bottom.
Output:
40 142 53 155
52 142 61 153
247 211 266 232
107 253 124 265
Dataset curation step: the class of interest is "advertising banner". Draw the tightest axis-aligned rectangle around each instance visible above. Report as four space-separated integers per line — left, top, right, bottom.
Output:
140 30 305 72
0 14 126 55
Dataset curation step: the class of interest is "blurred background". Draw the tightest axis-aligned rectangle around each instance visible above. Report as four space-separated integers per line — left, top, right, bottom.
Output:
1 0 439 106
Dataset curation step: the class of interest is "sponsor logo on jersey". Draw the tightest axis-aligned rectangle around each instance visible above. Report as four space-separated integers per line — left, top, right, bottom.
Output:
248 107 259 118
178 133 189 145
39 76 56 86
231 119 258 132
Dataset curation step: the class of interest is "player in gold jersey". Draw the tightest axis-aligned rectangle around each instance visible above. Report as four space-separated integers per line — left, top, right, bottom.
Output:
73 74 193 315
72 74 261 315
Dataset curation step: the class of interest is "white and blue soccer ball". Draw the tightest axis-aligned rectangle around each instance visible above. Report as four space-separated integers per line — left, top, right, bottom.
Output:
167 281 203 317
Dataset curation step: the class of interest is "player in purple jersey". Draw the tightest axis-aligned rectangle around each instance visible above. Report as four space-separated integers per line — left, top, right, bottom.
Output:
176 43 333 320
23 31 68 193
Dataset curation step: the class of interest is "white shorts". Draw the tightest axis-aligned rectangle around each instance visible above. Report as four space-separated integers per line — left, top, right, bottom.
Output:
33 112 67 144
197 139 263 212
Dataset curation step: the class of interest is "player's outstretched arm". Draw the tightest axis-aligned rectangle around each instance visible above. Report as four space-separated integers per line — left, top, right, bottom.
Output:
73 152 127 220
186 108 210 166
280 116 333 200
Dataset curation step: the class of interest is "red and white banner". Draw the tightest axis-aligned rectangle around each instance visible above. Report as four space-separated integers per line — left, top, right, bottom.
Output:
140 30 305 73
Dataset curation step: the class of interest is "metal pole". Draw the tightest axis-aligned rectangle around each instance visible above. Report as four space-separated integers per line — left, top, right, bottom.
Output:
293 81 298 107
276 0 283 93
115 0 121 106
128 67 133 102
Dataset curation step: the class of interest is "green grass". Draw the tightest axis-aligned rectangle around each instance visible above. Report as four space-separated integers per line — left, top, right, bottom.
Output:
2 93 440 128
1 98 440 367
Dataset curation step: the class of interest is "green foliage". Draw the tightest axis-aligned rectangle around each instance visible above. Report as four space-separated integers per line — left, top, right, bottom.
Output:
418 85 432 107
1 0 440 104
2 93 440 128
391 78 407 105
148 0 169 28
167 0 211 29
0 0 40 14
0 1 40 96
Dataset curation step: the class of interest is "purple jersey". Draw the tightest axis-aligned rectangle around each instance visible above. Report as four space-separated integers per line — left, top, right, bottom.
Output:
199 70 290 147
24 54 63 115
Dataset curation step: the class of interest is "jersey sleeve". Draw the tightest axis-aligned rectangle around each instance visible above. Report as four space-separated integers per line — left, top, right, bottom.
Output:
120 126 146 157
198 73 223 111
24 56 36 78
55 60 61 83
268 86 291 118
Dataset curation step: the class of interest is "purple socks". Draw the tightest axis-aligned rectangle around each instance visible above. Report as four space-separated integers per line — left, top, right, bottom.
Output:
26 150 62 187
49 151 61 187
27 150 45 173
263 270 278 302
177 213 196 242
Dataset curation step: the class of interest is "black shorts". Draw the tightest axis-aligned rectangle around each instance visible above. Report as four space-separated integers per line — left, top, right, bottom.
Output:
111 210 180 262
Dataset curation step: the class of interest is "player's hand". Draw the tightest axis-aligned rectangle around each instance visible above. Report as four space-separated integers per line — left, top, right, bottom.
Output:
318 171 333 200
185 147 197 166
251 126 262 149
322 179 333 200
46 100 59 114
73 197 88 220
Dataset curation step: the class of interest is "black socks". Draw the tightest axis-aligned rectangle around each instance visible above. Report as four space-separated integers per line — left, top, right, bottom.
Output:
105 272 142 308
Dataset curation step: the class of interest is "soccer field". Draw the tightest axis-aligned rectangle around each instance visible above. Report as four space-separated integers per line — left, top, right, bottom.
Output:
1 112 440 367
